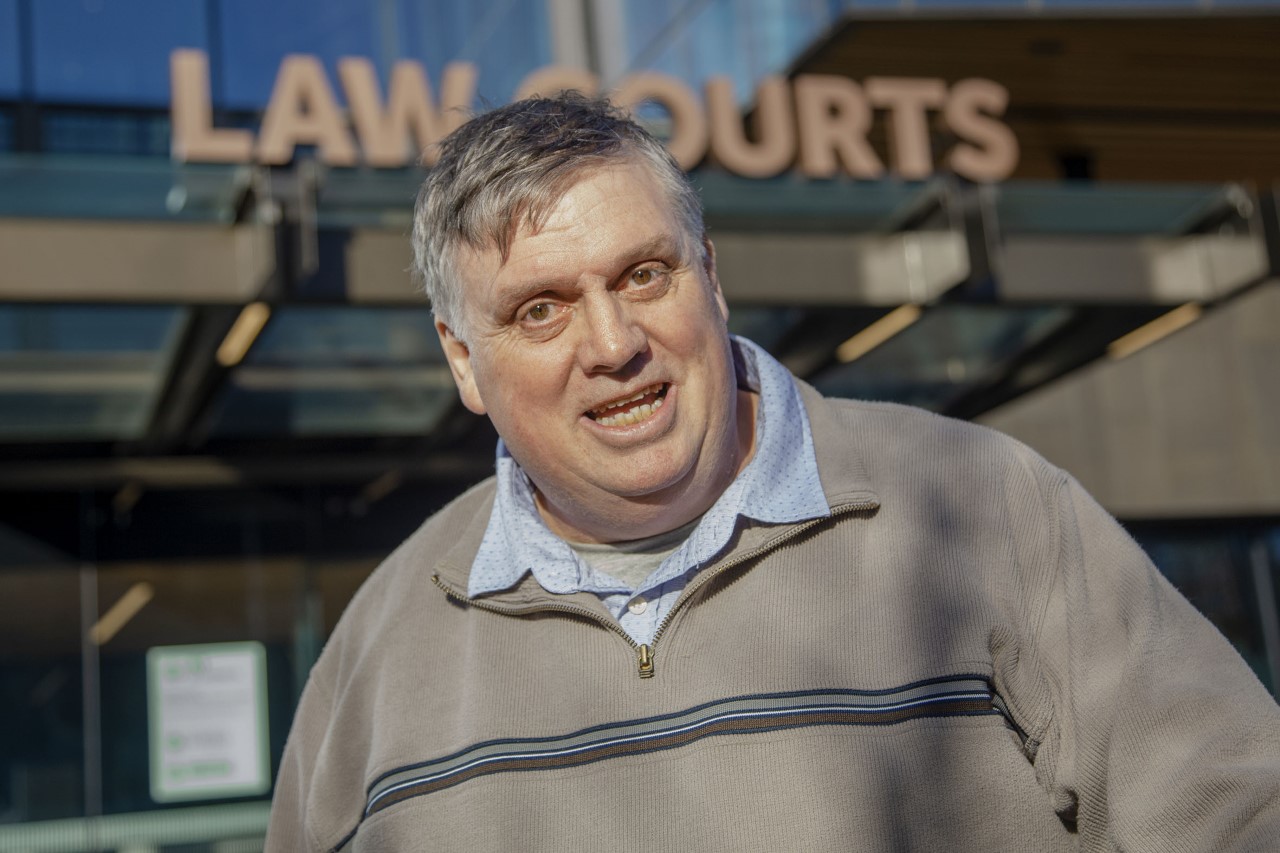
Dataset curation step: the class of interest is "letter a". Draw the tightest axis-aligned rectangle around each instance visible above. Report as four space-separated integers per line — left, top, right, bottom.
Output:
256 55 358 166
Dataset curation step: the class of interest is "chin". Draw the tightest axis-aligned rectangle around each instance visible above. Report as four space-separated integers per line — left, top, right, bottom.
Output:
598 462 704 503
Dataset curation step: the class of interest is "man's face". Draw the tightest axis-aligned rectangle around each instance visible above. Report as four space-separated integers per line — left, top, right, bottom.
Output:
436 161 745 543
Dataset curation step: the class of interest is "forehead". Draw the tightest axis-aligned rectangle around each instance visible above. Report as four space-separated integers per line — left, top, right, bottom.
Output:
457 161 692 295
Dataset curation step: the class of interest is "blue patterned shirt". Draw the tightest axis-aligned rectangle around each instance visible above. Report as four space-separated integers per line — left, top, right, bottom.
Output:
467 336 830 645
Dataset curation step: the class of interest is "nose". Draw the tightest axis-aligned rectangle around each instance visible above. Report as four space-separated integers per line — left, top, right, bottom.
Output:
577 292 648 374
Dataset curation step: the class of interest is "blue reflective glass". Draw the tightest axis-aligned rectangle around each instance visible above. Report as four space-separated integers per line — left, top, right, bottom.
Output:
0 563 86 823
31 0 207 106
42 112 170 157
1039 0 1200 6
695 172 933 231
447 1 551 104
217 0 553 111
209 306 453 439
1133 527 1276 693
244 306 442 366
995 183 1236 235
626 0 829 95
218 0 380 109
0 0 20 99
811 306 1072 410
0 305 180 353
0 305 186 441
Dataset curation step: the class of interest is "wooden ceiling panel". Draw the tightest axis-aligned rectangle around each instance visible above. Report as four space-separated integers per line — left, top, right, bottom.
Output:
796 15 1280 183
802 18 1280 114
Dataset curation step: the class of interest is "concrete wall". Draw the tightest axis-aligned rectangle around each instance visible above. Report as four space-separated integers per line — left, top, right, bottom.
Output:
978 281 1280 518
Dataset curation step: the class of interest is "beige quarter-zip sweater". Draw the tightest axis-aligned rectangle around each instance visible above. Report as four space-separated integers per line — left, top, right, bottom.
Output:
266 383 1280 852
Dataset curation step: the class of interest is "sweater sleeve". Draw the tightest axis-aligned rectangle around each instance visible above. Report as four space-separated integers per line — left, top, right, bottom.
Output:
1034 472 1280 852
264 663 348 853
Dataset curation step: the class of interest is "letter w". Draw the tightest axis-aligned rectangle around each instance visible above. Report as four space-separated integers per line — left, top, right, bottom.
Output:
339 59 477 167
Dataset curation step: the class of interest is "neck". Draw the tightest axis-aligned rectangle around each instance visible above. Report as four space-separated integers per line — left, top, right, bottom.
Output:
535 389 758 544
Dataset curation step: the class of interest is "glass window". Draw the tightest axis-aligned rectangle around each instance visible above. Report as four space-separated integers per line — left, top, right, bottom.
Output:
209 306 456 438
994 183 1239 235
0 305 188 442
0 154 246 221
0 109 14 152
0 0 20 99
1132 525 1280 695
218 0 552 113
95 557 300 816
31 0 207 106
0 553 85 826
624 0 830 98
812 305 1073 411
217 0 380 110
442 0 552 104
41 111 170 158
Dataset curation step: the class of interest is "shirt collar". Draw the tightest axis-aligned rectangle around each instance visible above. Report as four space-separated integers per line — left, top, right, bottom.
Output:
467 335 830 597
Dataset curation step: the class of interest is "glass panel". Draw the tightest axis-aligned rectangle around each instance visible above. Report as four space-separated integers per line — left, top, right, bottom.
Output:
696 171 936 231
994 183 1238 235
0 484 404 848
0 109 14 152
210 306 456 437
0 0 19 100
1132 527 1275 694
316 167 421 229
0 154 249 222
0 534 85 826
1039 0 1201 6
243 305 442 365
727 306 807 354
95 558 300 817
215 0 552 112
41 111 171 158
0 305 187 442
811 305 1073 411
623 0 831 94
218 0 378 110
912 0 1027 5
31 0 207 106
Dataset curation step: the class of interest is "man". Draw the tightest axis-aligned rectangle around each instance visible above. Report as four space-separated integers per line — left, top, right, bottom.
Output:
266 94 1279 851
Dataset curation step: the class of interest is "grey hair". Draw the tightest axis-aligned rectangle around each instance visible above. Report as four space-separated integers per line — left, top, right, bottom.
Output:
411 92 705 341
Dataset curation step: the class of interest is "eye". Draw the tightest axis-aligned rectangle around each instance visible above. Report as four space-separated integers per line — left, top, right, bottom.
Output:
629 265 669 290
526 303 552 322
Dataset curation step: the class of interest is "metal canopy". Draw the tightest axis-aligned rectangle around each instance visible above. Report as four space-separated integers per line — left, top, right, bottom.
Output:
1 154 1277 491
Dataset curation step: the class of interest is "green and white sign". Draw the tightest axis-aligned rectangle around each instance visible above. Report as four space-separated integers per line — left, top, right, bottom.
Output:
147 641 270 803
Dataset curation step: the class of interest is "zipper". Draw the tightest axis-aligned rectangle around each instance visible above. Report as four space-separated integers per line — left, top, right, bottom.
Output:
432 497 876 680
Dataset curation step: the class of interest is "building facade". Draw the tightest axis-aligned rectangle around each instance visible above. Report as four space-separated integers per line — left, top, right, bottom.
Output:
1 1 1278 849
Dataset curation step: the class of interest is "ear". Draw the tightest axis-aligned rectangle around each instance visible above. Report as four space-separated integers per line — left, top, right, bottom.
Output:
702 236 729 323
435 320 487 416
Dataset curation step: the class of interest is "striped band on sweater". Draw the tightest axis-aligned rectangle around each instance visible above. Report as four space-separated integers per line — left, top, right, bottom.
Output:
362 675 997 819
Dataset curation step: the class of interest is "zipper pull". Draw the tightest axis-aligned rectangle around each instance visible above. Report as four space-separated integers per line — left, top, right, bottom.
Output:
637 644 655 679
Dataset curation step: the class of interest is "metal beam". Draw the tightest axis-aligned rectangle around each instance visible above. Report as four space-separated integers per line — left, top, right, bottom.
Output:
0 219 275 303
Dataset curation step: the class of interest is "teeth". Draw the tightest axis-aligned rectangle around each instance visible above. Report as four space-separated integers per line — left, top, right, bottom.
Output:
594 394 663 428
590 384 664 417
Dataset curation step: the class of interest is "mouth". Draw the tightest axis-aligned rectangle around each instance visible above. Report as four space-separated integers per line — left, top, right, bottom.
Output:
585 383 669 428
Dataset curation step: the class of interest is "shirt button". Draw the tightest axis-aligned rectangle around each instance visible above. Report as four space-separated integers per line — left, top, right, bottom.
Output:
627 596 648 615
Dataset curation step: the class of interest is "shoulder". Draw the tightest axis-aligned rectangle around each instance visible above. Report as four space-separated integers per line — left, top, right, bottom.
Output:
311 477 497 676
803 384 1065 493
800 386 1070 564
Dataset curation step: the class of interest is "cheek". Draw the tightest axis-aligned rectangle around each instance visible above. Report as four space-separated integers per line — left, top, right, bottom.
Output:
475 350 569 423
